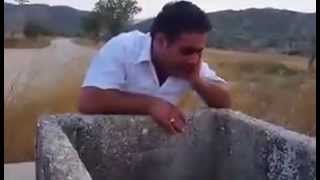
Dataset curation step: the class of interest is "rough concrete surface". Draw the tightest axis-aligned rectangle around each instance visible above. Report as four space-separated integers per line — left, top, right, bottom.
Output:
36 109 316 180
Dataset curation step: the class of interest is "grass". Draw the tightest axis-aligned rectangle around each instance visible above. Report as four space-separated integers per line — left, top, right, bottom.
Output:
4 44 316 163
4 37 52 49
71 38 102 49
4 56 91 163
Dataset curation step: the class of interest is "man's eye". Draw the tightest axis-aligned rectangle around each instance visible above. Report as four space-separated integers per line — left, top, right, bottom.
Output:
181 49 195 55
181 48 203 56
182 51 193 55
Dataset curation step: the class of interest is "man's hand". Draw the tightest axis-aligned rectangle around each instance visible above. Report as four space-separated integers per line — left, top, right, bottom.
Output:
148 99 186 134
191 78 231 108
172 61 231 108
174 60 202 84
187 60 202 84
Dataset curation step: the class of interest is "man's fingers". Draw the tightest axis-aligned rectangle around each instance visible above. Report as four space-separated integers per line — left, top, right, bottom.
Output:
160 118 177 134
170 115 185 133
177 111 187 132
166 121 178 134
177 111 186 124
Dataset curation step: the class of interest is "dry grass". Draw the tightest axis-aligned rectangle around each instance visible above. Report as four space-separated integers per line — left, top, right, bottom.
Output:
4 56 91 163
4 37 52 49
4 45 316 163
71 38 102 49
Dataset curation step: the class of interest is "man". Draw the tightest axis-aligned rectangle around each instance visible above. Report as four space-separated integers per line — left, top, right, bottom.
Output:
79 1 231 134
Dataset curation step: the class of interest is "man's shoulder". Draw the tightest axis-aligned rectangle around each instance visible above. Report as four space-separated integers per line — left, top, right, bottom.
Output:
99 31 150 59
120 30 149 38
109 30 149 45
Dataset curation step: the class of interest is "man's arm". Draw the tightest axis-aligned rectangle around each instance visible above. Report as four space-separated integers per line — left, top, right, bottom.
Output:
181 61 231 109
78 87 186 133
78 87 157 114
191 78 231 108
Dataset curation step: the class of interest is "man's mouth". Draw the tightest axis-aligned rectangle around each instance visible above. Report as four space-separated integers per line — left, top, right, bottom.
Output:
183 65 194 73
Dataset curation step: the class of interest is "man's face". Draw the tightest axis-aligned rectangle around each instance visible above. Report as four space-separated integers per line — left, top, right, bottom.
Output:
157 32 207 76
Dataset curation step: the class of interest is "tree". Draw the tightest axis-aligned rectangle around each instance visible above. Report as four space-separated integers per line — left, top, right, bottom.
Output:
23 21 52 38
81 12 100 39
83 0 141 39
14 0 30 35
308 34 316 71
14 0 30 5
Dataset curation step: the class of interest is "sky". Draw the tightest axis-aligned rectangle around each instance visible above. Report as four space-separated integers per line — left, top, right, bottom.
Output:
4 0 316 19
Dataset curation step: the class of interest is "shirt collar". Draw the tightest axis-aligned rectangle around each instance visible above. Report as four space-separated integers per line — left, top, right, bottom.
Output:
135 32 152 64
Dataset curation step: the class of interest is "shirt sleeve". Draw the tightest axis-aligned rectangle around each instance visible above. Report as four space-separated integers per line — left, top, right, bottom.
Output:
199 62 227 84
82 36 126 90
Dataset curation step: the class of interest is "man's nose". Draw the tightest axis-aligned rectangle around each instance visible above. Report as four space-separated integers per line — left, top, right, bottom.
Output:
188 55 200 65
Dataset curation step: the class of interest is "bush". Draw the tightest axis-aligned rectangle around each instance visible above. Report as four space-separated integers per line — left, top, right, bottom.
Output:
23 21 53 38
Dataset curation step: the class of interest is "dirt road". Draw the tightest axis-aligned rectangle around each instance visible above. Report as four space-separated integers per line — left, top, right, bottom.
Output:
4 38 97 95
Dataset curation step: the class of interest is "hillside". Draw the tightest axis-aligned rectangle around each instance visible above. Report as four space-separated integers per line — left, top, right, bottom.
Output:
4 2 89 36
4 3 316 55
129 8 316 55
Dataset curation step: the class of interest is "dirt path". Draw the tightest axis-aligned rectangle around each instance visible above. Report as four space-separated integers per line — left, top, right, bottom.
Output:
4 38 97 96
4 38 98 180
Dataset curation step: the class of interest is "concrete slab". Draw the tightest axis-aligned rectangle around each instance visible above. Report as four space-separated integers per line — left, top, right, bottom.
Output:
36 109 316 180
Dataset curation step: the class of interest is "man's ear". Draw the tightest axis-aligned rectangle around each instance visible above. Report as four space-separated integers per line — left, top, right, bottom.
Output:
154 33 168 48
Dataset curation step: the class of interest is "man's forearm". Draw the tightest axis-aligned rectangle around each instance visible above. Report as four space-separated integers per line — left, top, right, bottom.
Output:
79 87 160 114
191 78 231 108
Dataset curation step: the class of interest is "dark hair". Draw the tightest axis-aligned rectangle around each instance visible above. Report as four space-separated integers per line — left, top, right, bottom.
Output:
150 1 212 42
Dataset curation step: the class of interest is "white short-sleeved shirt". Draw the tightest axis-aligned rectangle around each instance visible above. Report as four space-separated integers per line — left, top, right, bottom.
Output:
82 30 226 105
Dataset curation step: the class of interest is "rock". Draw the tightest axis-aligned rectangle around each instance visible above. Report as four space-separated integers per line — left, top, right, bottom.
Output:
36 109 316 180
